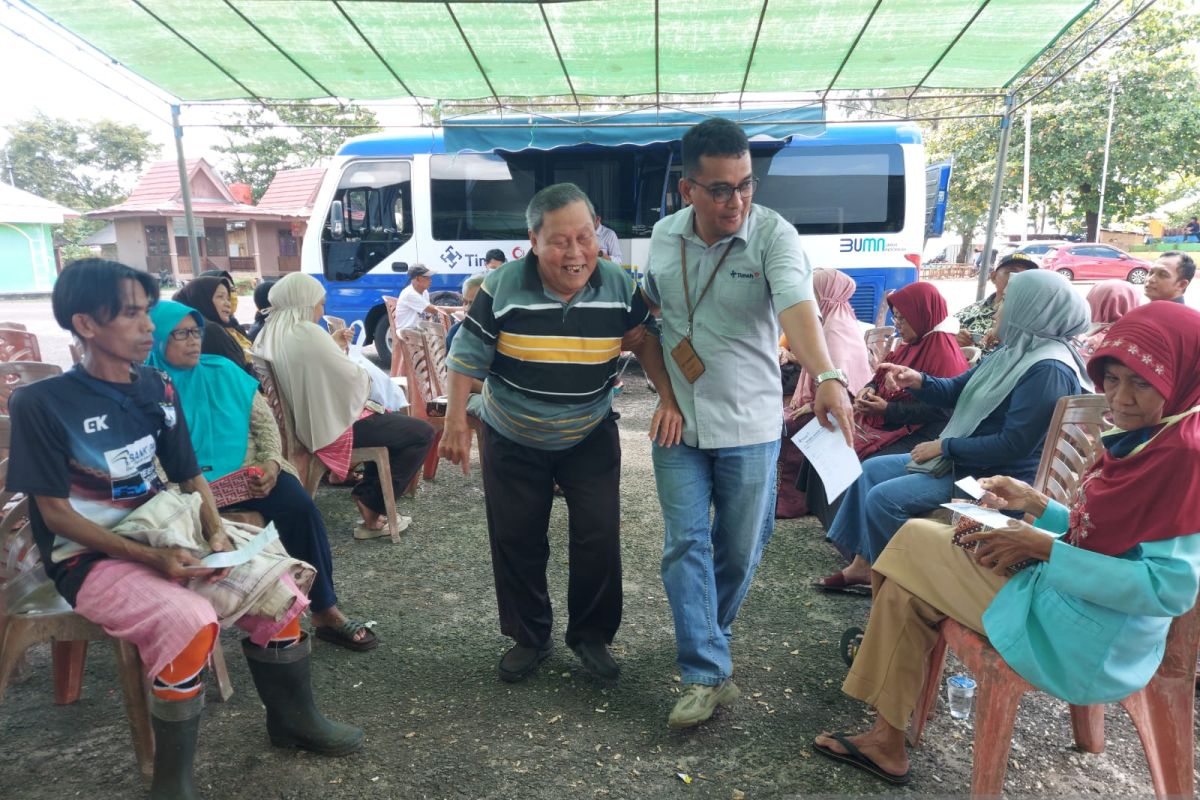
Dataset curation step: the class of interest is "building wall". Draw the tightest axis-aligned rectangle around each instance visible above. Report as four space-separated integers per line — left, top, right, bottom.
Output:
0 222 57 292
114 218 148 269
255 221 283 277
1098 229 1143 250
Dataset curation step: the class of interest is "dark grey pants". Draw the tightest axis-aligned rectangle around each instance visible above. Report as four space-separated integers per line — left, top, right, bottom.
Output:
350 412 436 514
481 416 622 650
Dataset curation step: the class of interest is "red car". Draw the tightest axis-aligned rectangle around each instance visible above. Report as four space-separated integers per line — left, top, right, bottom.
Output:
1040 243 1154 284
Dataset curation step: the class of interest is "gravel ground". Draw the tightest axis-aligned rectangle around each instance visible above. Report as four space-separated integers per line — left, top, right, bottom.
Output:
0 287 1196 799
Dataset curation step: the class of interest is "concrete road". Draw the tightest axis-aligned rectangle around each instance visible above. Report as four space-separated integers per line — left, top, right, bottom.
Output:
0 289 258 369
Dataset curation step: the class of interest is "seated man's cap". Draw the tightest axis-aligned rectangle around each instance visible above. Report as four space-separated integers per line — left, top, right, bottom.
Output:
994 252 1039 272
408 263 434 278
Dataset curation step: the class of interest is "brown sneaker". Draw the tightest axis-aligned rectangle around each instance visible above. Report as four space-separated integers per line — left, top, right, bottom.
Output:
668 679 740 729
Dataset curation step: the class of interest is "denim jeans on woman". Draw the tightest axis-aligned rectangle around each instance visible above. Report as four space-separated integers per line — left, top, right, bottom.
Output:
826 453 956 563
653 439 779 686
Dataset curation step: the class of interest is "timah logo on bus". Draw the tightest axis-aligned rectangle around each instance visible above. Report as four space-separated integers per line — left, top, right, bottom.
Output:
839 237 886 253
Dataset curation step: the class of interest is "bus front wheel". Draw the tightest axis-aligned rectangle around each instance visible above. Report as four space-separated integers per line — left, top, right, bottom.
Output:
373 316 393 365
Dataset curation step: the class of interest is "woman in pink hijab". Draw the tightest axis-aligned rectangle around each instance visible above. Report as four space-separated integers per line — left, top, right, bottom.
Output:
776 270 873 518
1076 279 1143 359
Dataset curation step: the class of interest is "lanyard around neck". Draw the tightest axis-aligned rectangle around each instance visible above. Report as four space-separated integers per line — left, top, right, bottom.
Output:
1102 404 1200 458
680 237 736 340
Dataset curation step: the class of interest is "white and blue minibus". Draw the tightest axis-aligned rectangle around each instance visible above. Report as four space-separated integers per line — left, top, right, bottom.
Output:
302 109 948 361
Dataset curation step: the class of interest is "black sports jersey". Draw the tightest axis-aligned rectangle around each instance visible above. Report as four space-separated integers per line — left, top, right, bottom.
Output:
8 365 199 604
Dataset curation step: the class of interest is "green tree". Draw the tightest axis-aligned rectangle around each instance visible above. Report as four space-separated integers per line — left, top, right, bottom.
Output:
925 117 1023 262
3 113 159 210
215 104 381 201
906 0 1199 246
1029 3 1199 238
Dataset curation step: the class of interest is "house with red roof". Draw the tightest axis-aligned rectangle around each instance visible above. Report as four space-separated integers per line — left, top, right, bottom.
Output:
87 160 324 280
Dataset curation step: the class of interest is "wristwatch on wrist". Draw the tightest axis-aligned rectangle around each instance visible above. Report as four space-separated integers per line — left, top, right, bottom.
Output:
815 368 849 389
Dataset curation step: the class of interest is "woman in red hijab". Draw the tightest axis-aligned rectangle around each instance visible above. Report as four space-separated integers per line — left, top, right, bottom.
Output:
811 302 1200 787
804 282 969 535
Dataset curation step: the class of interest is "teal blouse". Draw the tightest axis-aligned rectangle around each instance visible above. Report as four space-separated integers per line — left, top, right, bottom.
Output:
981 500 1200 705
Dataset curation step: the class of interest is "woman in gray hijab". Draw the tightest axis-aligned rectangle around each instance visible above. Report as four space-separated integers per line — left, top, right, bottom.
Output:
818 270 1090 591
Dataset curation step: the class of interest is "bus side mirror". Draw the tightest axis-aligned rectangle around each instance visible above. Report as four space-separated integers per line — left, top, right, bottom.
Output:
329 200 344 239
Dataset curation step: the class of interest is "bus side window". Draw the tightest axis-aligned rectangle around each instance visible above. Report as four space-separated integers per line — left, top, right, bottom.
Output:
631 147 672 236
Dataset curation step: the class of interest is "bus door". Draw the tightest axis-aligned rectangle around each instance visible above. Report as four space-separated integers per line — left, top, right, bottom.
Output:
322 159 414 282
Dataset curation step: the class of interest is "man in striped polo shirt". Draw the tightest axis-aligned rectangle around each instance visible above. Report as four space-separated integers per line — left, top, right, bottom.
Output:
441 183 682 684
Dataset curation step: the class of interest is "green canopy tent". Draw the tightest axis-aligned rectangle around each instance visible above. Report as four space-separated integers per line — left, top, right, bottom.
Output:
14 0 1157 290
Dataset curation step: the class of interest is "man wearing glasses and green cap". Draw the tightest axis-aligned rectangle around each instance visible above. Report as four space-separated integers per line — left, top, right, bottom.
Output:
640 118 854 728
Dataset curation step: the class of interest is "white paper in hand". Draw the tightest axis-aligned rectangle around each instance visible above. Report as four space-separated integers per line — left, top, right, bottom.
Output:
940 502 1017 530
185 524 279 569
790 417 861 502
954 476 986 500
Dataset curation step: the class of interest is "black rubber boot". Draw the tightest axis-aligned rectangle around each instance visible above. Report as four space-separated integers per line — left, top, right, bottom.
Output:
148 692 203 800
242 633 364 756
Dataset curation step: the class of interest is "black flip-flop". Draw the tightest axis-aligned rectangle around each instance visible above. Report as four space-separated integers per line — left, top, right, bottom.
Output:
839 627 864 667
812 733 911 786
812 572 872 596
315 620 379 652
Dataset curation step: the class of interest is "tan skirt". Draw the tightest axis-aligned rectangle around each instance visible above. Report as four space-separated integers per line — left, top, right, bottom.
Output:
840 518 1010 729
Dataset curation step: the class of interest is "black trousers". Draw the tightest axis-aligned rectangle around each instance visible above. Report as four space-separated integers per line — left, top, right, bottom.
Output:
228 471 337 612
350 412 436 514
481 416 622 649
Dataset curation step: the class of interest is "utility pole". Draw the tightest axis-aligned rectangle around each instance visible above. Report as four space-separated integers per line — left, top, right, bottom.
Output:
172 103 202 278
1096 74 1119 243
1020 106 1031 243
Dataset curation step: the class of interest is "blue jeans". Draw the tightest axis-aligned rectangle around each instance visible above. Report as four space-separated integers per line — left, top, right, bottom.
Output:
653 439 780 686
826 453 956 564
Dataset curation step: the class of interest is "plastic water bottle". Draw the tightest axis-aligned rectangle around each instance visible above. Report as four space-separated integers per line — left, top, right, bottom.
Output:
946 674 977 720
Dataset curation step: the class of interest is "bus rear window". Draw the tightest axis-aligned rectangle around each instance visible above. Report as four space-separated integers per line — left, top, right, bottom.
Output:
754 145 904 235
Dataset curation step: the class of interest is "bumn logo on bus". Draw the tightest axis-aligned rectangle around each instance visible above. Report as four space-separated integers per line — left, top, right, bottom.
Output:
839 237 886 253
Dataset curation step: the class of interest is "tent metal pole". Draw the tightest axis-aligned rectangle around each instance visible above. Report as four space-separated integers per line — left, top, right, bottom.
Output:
171 104 202 279
906 0 993 100
1096 74 1118 240
976 94 1013 301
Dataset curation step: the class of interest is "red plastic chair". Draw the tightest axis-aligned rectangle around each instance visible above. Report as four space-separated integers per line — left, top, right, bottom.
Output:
908 606 1198 798
0 329 41 363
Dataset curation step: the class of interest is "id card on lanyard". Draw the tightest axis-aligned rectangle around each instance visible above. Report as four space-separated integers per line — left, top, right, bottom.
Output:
671 238 736 383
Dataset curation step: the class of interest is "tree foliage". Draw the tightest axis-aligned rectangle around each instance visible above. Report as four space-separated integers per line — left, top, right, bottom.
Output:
215 104 381 201
917 0 1199 244
3 113 159 210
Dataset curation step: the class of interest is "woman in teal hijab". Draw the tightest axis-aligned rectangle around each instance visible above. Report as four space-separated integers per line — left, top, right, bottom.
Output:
148 300 258 480
147 300 379 652
820 270 1089 590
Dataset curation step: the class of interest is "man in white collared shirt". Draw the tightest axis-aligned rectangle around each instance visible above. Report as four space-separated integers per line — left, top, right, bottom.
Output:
394 264 453 330
594 216 623 264
642 118 853 729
